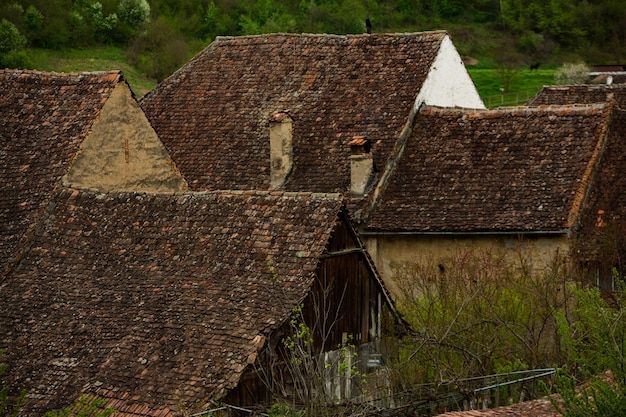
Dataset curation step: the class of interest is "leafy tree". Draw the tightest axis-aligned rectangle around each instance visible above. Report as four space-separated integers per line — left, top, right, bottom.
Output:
116 0 150 41
23 5 43 44
117 0 150 28
0 18 27 68
127 16 190 81
554 62 590 85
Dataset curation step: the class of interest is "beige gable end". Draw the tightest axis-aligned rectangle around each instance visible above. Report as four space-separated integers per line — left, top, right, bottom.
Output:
64 82 188 193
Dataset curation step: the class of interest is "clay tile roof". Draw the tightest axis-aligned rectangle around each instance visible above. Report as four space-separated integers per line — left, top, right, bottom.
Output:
140 32 447 193
437 396 559 417
0 188 343 416
528 84 626 107
365 104 612 233
349 136 368 146
0 69 123 278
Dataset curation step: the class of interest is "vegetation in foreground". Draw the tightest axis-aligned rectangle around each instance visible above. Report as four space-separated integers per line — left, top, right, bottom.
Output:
387 247 626 415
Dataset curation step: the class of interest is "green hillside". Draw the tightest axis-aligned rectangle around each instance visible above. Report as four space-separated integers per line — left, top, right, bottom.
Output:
2 0 622 99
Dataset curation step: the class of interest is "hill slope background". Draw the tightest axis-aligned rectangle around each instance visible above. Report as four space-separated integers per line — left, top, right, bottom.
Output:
1 0 624 99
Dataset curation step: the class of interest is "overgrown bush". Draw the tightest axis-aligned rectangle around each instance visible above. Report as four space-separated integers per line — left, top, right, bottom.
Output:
550 279 626 416
555 62 590 85
390 246 575 390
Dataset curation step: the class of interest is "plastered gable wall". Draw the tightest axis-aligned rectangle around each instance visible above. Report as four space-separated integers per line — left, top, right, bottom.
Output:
416 35 485 109
64 82 188 193
364 234 570 297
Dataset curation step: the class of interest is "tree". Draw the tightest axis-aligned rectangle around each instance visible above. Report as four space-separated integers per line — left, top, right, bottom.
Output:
0 18 28 68
116 0 150 41
554 62 590 85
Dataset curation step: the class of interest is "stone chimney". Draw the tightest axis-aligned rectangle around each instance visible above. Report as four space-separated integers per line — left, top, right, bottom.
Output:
349 136 374 196
269 111 293 188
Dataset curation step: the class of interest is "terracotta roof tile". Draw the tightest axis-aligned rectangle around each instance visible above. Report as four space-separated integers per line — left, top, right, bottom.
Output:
0 69 122 278
140 32 446 193
437 396 559 417
365 104 612 233
0 188 343 416
528 84 626 106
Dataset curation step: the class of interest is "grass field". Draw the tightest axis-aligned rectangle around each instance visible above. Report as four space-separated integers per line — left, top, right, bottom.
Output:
468 68 556 107
27 46 156 98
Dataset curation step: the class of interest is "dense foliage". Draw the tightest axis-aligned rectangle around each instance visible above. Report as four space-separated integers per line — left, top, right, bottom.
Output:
1 0 625 80
389 248 626 413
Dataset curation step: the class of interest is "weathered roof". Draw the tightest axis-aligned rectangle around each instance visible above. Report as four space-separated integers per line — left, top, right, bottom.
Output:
0 188 343 416
0 69 123 278
365 104 612 233
572 107 626 257
528 84 626 106
140 32 447 193
438 396 558 417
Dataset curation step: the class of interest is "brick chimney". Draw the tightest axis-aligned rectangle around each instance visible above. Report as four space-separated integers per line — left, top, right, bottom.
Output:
349 136 374 196
269 111 293 188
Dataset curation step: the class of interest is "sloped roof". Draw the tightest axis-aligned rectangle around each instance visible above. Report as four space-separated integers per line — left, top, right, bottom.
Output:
572 107 626 258
140 32 447 193
0 69 123 277
437 396 558 417
0 188 343 416
528 84 626 106
365 104 612 233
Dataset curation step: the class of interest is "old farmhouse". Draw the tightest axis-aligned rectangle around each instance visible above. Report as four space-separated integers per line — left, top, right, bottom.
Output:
360 103 620 292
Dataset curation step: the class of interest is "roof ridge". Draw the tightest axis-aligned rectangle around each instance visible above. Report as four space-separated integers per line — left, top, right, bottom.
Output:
58 187 344 200
0 69 122 82
214 30 448 43
421 102 609 114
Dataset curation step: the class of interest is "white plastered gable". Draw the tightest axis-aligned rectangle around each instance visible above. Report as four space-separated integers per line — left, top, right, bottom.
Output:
416 35 485 109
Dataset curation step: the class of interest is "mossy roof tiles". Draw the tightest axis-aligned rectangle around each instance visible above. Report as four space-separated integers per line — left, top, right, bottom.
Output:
528 84 626 106
365 104 612 233
0 188 343 416
0 69 123 277
140 32 446 193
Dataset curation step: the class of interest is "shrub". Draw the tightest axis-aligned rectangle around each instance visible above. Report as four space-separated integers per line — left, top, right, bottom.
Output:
555 62 590 85
391 247 575 388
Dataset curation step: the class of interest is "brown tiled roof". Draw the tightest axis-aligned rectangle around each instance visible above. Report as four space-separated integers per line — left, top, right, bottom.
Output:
140 32 447 193
0 69 122 278
528 84 626 106
365 104 612 233
573 107 626 257
437 396 559 417
0 188 343 416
